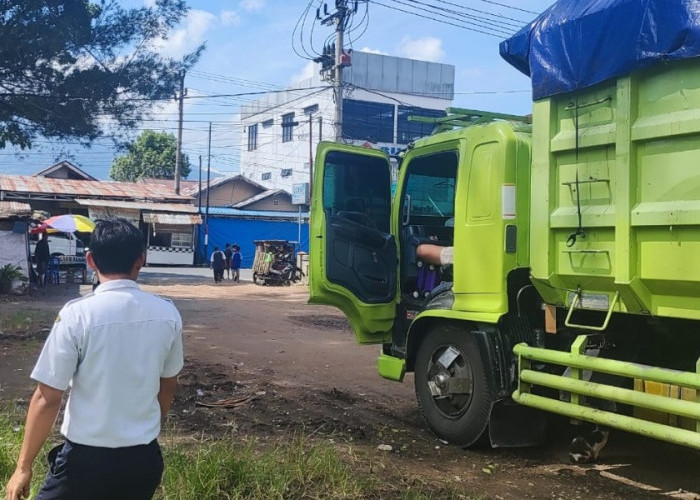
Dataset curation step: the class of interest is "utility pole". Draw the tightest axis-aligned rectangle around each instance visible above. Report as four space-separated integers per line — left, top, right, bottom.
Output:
197 155 202 265
333 14 344 142
308 112 314 197
318 1 352 142
198 155 202 209
174 70 186 194
204 122 211 260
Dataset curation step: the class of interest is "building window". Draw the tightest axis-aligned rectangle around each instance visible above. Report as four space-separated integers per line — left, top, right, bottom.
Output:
171 232 193 249
262 119 273 128
281 168 292 177
282 113 295 142
303 104 319 115
342 99 394 143
247 124 258 151
261 172 271 180
397 106 446 144
273 199 280 206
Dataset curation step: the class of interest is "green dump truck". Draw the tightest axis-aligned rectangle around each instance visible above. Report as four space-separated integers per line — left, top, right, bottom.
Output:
309 1 700 451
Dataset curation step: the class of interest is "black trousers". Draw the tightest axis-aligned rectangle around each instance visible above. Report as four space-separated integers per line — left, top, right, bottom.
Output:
213 268 224 282
36 439 163 500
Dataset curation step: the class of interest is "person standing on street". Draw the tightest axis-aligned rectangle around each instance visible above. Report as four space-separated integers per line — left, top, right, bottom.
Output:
34 233 50 287
5 218 183 500
209 246 225 284
223 243 233 280
231 244 242 283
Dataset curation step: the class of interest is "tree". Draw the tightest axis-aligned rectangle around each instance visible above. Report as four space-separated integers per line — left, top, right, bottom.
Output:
0 1 203 149
110 130 190 181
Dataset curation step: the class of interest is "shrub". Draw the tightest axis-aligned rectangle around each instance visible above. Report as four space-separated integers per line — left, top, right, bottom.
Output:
0 264 27 294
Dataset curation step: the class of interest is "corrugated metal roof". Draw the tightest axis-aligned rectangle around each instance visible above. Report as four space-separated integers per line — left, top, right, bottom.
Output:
0 174 190 201
202 207 309 220
75 199 198 213
182 174 268 196
231 189 290 208
142 213 202 225
0 201 32 218
137 178 200 190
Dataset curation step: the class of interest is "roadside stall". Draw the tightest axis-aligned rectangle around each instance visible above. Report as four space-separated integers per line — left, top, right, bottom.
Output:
30 214 93 283
143 212 202 266
74 199 201 266
0 201 32 292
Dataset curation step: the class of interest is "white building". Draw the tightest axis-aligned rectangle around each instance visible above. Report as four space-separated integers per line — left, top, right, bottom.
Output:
239 51 455 192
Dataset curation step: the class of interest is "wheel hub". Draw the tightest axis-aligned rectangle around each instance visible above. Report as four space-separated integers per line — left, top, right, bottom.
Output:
426 344 474 418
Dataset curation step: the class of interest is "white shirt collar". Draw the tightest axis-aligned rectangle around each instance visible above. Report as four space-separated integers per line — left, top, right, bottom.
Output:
93 279 140 293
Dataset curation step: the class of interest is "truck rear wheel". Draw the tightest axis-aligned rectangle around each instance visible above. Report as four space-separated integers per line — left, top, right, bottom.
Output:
414 326 495 447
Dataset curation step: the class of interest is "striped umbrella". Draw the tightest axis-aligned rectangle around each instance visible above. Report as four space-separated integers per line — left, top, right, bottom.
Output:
34 214 96 234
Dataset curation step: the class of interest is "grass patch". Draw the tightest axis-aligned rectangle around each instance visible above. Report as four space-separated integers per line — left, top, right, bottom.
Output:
159 433 469 499
159 435 375 499
0 404 470 499
0 402 51 499
0 309 55 336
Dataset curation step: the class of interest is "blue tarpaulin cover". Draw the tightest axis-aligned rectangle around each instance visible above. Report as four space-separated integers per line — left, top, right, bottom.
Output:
500 0 700 100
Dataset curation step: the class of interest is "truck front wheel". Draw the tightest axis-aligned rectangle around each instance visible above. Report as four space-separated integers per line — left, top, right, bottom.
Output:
414 326 496 447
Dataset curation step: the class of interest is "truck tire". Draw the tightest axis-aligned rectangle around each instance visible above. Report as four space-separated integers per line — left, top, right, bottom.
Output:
414 326 496 447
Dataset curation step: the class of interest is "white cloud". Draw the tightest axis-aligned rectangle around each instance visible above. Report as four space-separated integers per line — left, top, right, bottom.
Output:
220 10 241 26
240 0 265 11
289 61 317 86
359 47 387 55
153 9 216 57
143 0 157 7
397 36 445 62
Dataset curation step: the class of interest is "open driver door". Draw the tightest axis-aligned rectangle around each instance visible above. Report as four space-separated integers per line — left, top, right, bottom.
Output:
309 142 397 344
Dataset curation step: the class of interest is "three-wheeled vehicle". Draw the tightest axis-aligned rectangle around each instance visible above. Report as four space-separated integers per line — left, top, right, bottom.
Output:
252 239 304 286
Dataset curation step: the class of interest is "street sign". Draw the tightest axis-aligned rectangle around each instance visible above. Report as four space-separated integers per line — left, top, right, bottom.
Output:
292 182 309 205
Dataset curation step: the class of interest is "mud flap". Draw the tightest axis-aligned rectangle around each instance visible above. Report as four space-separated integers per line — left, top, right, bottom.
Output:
488 399 547 448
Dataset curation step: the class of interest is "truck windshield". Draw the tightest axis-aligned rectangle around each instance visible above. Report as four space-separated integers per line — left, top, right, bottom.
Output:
403 151 458 220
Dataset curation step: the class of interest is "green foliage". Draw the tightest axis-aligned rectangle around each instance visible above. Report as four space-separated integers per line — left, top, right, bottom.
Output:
0 403 51 499
0 265 27 294
0 309 55 334
0 410 468 500
0 1 203 149
158 436 374 500
110 130 191 181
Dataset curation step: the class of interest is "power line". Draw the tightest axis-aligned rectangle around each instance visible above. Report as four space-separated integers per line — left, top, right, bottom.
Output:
468 0 539 16
0 86 330 102
389 0 524 32
371 0 507 37
431 0 534 25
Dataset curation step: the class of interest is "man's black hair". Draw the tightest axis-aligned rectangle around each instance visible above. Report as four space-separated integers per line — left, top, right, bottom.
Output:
89 218 145 275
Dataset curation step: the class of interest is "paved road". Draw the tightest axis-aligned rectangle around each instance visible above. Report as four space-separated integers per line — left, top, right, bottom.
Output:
140 266 253 285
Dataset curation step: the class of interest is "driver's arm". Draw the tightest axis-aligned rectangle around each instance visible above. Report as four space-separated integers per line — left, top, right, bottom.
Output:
417 244 453 266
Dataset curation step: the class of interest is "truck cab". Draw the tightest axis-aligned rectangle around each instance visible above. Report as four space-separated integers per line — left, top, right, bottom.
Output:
310 118 538 447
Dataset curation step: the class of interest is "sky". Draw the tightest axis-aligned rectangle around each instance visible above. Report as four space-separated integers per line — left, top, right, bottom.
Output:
2 0 555 181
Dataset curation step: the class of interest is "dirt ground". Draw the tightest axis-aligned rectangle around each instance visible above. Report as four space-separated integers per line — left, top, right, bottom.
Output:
1 272 700 499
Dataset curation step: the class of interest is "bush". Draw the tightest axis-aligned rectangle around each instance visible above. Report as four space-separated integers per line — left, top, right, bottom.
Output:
0 264 27 294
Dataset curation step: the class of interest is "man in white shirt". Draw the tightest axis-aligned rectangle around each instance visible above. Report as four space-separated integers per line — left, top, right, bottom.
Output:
5 218 183 500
